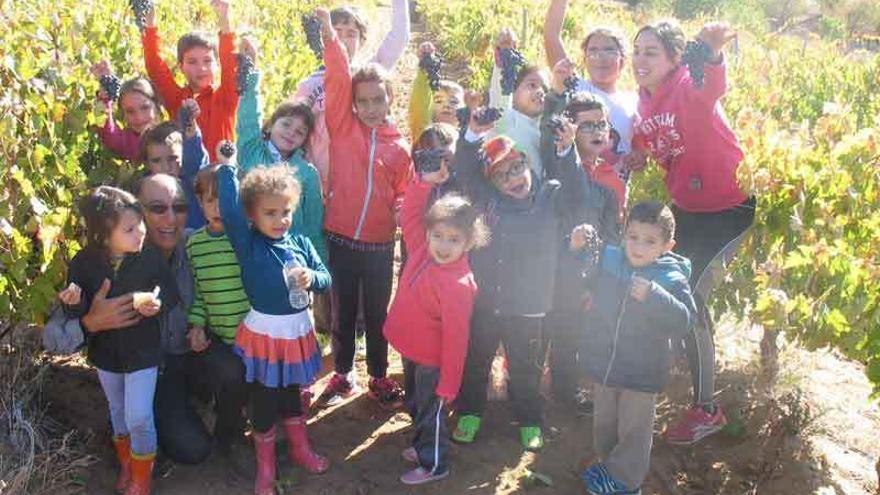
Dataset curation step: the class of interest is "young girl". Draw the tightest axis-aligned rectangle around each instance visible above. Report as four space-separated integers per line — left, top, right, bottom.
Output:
236 37 327 264
384 143 487 486
58 186 179 495
408 42 465 140
216 162 330 495
630 20 756 444
91 60 161 162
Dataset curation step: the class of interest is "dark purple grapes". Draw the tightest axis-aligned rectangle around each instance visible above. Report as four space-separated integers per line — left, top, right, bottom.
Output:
547 114 568 142
178 103 195 130
563 76 578 99
236 53 255 95
499 47 526 96
414 148 446 174
683 39 713 88
456 107 471 131
475 107 503 126
218 141 236 160
419 51 443 91
301 15 324 60
130 0 153 32
99 74 122 101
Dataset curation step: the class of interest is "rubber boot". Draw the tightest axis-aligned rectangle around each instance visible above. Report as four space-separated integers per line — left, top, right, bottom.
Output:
123 452 154 495
253 427 277 495
282 415 329 474
111 435 132 493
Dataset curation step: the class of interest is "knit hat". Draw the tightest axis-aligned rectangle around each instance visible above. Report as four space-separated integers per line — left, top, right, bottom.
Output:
481 136 525 178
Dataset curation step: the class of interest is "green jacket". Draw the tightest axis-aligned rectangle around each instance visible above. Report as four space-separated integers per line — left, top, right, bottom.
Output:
237 71 327 263
408 68 433 142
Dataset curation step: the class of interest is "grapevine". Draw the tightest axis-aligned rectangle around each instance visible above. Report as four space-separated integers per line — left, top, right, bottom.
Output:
130 0 153 32
99 74 122 101
499 47 526 95
301 14 324 60
419 51 443 91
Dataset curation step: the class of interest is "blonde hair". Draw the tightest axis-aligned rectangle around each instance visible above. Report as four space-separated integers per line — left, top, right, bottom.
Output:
239 164 302 214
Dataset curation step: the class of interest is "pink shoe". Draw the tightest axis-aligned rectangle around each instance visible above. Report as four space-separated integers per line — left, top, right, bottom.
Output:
401 446 418 464
400 466 449 485
315 372 359 407
367 376 404 410
665 404 727 445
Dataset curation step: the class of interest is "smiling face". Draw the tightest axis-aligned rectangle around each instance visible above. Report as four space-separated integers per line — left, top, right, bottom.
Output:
632 30 679 93
269 115 309 158
427 222 471 265
583 33 624 91
432 87 464 126
249 193 294 239
354 80 391 128
119 91 159 135
512 70 547 118
107 209 147 257
179 46 217 92
139 175 188 256
490 156 532 199
624 220 675 268
144 141 183 177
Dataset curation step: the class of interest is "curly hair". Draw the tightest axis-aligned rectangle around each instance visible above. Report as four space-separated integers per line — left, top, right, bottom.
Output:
80 186 143 253
239 164 302 214
425 193 490 249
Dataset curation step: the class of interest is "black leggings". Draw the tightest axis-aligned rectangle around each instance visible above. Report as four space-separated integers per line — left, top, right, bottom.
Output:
249 383 302 433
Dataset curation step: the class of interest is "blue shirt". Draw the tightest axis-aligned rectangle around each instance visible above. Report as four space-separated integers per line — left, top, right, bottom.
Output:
182 130 208 229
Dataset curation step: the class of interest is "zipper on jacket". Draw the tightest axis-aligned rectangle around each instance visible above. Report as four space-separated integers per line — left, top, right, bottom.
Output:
602 273 633 386
354 128 378 240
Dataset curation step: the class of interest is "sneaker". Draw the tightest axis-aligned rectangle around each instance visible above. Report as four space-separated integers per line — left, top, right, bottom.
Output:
315 373 359 408
519 426 544 451
368 376 405 409
665 403 727 445
400 466 449 485
401 446 418 464
582 463 640 494
452 415 481 444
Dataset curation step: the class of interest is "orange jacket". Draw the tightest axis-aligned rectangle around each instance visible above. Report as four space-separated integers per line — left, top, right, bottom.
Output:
323 34 413 243
142 27 238 161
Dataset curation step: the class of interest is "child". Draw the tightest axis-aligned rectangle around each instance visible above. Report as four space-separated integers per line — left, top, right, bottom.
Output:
313 9 413 408
488 28 547 178
580 201 696 495
91 60 162 162
541 60 621 407
384 156 488 485
236 37 327 264
216 162 331 495
412 123 459 198
58 186 179 495
631 21 755 443
141 0 238 161
138 99 208 229
408 42 465 140
296 1 410 191
185 164 250 454
450 108 589 450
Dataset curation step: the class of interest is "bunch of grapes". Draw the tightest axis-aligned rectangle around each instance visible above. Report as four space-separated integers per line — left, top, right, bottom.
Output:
683 39 713 88
499 47 526 95
562 75 578 100
218 141 237 160
301 15 324 60
547 114 570 142
236 53 255 95
178 104 195 130
455 106 504 132
419 51 443 91
99 74 122 101
130 0 153 32
414 148 446 174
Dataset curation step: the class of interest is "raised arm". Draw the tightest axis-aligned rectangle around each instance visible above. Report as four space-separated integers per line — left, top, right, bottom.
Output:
319 9 355 136
408 43 436 141
214 0 239 108
372 0 410 71
692 22 735 106
400 180 432 255
217 164 252 256
543 0 570 68
236 71 263 162
142 7 184 116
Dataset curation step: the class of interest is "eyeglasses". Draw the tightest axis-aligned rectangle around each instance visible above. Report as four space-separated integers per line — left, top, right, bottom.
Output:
490 157 528 184
577 120 610 134
586 47 622 59
145 203 189 215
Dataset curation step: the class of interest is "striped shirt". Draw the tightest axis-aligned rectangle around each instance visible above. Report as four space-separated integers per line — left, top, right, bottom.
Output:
186 228 250 343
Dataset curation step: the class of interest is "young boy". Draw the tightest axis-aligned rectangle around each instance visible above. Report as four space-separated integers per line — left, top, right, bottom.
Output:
313 9 413 408
185 162 250 461
141 0 238 161
408 41 465 140
579 201 697 495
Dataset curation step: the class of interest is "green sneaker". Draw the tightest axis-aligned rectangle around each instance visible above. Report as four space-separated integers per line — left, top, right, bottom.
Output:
520 426 544 451
452 415 481 443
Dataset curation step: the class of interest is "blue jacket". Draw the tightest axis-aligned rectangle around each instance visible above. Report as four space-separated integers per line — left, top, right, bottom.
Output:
182 129 208 229
581 245 696 393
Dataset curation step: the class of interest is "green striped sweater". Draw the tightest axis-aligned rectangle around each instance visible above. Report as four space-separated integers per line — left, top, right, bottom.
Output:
186 228 251 343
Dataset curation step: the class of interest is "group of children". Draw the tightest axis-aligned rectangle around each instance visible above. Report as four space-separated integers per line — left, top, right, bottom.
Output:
58 0 755 494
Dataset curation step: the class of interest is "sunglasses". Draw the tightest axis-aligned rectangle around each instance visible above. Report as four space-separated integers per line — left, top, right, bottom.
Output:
145 203 189 215
490 157 528 184
577 120 610 134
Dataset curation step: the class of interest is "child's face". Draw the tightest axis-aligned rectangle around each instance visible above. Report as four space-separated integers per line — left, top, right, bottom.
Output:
632 31 678 93
249 193 294 240
333 20 363 61
145 141 183 176
624 221 675 268
431 89 463 126
199 194 223 234
269 115 309 157
107 209 146 257
512 71 546 118
489 156 532 199
427 222 471 265
119 92 159 135
583 34 624 89
179 46 217 92
573 108 611 157
354 80 391 128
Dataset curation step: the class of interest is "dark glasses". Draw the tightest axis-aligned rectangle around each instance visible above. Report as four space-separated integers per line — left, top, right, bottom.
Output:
577 120 610 134
145 203 189 215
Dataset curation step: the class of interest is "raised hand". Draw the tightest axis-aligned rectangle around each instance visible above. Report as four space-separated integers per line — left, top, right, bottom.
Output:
496 27 517 51
417 41 436 59
315 8 334 39
551 58 575 95
697 22 736 59
212 0 231 33
239 36 258 62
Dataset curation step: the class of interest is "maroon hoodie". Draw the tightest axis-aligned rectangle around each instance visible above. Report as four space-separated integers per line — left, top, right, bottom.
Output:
634 61 747 213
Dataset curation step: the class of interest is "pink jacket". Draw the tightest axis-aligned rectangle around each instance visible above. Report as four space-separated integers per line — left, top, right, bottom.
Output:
634 62 746 212
97 118 142 162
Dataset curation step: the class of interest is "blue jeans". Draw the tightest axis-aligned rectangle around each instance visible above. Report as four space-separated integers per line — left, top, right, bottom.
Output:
97 367 158 455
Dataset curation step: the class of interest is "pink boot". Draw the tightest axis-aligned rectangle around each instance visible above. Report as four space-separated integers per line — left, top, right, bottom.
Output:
253 427 277 495
282 416 329 474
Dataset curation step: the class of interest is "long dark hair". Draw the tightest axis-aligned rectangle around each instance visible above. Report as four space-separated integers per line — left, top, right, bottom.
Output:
80 186 143 254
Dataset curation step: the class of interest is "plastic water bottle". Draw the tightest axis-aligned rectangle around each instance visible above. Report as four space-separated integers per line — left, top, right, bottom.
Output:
284 259 311 310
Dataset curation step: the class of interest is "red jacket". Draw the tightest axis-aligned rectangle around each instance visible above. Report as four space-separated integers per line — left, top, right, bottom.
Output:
384 181 477 401
585 160 626 222
142 27 238 161
634 62 746 213
323 34 413 243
